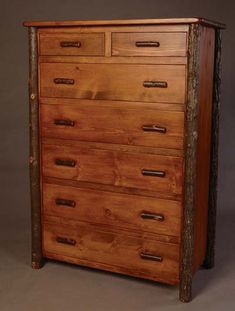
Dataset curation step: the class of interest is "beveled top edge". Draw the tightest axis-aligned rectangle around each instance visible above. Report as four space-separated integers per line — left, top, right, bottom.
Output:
23 17 225 29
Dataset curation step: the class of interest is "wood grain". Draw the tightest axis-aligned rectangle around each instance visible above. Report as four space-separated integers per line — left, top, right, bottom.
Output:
39 33 105 56
40 101 184 149
42 143 183 195
43 221 180 284
193 27 215 272
42 183 182 237
23 17 225 29
39 63 186 103
112 32 187 57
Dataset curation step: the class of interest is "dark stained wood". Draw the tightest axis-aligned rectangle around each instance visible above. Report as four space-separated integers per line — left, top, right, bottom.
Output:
43 221 180 284
41 143 183 195
28 27 44 269
40 100 184 150
112 32 187 57
39 33 105 56
193 27 215 272
179 24 201 303
23 18 225 29
43 183 182 237
39 63 186 103
203 29 222 269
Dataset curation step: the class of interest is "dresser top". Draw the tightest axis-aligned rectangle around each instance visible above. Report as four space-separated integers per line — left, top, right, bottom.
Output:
23 17 225 29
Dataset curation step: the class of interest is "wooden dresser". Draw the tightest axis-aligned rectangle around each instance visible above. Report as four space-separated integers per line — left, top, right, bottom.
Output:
23 18 225 302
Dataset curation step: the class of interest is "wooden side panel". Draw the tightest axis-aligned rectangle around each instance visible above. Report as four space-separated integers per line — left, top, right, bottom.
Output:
193 27 215 271
112 32 187 57
43 221 180 284
39 63 186 103
42 183 182 237
40 100 185 150
41 143 183 195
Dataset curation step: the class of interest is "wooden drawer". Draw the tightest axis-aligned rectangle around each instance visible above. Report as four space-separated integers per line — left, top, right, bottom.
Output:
43 221 180 284
39 63 186 103
112 32 187 56
39 33 105 56
42 144 183 195
43 183 182 237
40 101 185 150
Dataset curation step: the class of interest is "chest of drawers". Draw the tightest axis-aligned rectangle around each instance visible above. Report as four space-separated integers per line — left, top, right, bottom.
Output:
23 18 225 302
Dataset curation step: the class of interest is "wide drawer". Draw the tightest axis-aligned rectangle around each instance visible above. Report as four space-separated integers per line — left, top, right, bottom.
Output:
43 183 182 237
43 221 180 284
40 101 184 150
42 144 183 195
39 63 186 103
112 32 187 57
39 33 105 56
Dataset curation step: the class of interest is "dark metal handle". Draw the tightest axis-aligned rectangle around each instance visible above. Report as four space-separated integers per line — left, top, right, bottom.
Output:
55 198 76 208
142 169 165 177
143 81 168 88
60 41 81 48
54 78 75 85
141 212 164 221
55 158 76 167
56 236 76 246
140 252 163 262
142 125 166 133
54 119 75 127
135 41 160 47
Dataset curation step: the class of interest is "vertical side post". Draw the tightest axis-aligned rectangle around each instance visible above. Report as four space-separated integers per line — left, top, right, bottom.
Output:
28 27 44 269
203 29 222 269
179 24 201 303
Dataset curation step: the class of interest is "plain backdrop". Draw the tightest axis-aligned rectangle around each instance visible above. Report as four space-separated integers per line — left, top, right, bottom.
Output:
0 1 234 310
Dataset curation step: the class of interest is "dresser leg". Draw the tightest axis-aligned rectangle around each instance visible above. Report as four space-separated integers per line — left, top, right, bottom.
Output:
179 281 192 303
203 29 221 270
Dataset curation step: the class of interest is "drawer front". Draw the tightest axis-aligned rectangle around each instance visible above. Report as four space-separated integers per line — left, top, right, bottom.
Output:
112 32 187 57
42 144 183 195
40 63 186 103
41 102 185 150
39 33 105 56
43 183 182 237
43 222 180 284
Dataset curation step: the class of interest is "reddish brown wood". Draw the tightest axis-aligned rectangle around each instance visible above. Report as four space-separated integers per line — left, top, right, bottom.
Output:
41 143 183 195
43 221 180 284
40 100 184 150
39 63 186 103
193 27 215 272
39 33 105 56
43 183 182 237
112 32 187 57
23 18 225 29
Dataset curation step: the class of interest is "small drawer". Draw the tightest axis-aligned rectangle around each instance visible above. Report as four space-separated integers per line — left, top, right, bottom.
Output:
43 221 180 284
39 33 105 56
42 144 183 195
40 100 185 150
112 32 187 57
40 63 186 103
43 183 182 237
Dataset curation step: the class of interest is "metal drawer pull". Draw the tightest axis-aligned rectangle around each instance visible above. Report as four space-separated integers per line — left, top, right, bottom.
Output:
143 81 168 88
142 169 165 177
141 212 164 221
55 158 76 167
55 198 76 208
54 119 75 127
142 124 166 133
135 41 160 47
56 236 76 246
54 78 75 85
60 41 81 48
140 252 163 262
